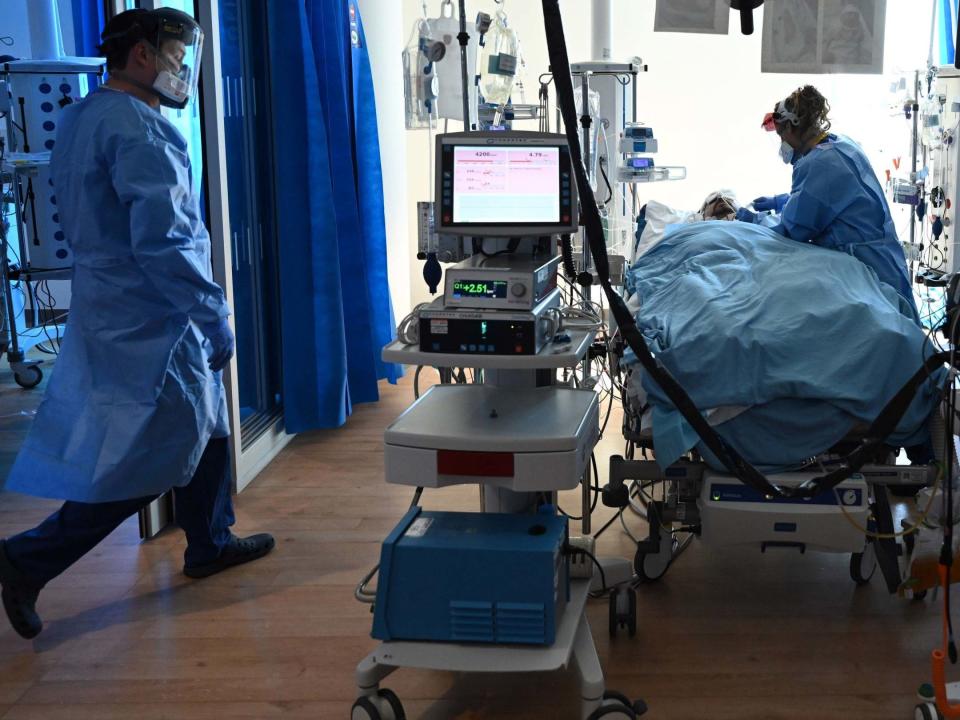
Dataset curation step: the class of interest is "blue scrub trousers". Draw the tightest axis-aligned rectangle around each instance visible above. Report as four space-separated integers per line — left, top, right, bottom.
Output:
3 438 235 587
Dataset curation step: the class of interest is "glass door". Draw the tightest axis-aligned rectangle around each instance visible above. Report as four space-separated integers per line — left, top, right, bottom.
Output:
218 0 283 449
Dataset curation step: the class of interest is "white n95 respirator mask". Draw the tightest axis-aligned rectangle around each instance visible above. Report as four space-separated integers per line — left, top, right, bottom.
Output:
779 141 795 165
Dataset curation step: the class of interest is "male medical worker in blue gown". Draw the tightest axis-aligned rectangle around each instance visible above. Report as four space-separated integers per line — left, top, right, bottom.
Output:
0 8 274 640
736 85 919 321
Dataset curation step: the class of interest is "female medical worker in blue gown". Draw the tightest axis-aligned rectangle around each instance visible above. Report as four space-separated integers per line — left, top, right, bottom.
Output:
736 85 919 322
0 8 274 640
737 85 932 465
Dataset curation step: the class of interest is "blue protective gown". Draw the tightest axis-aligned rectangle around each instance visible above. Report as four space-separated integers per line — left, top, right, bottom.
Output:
771 134 918 319
4 87 230 503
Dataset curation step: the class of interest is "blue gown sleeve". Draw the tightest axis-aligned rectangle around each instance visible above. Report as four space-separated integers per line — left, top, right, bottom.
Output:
110 135 229 329
776 151 860 244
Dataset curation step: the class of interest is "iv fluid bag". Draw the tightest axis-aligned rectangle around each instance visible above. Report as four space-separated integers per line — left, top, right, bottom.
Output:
574 84 601 191
479 10 519 107
430 14 478 123
402 20 439 130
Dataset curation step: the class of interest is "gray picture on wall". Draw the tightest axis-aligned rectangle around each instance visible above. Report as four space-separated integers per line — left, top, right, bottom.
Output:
761 0 886 74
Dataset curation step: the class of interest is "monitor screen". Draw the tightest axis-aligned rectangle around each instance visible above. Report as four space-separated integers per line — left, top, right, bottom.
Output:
436 132 576 235
452 146 560 224
452 279 509 300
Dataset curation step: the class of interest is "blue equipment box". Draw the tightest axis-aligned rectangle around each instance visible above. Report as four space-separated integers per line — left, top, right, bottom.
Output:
372 508 569 645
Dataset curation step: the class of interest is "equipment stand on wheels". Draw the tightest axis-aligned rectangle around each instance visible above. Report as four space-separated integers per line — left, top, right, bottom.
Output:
353 331 644 720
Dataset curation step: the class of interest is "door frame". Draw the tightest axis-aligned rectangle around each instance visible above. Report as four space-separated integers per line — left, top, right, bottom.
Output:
195 0 293 491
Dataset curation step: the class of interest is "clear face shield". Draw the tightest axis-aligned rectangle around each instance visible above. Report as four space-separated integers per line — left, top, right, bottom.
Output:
149 23 203 109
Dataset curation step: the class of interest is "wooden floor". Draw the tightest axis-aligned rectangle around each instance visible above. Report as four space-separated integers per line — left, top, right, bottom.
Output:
0 366 945 720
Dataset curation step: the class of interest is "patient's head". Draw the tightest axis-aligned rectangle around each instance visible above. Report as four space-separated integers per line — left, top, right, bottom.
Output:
700 190 738 220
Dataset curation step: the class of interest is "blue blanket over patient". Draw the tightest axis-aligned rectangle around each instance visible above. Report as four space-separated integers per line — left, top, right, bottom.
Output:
625 221 945 473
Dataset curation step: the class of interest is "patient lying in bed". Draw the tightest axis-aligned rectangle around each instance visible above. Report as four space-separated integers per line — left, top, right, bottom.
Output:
632 190 740 262
623 216 944 474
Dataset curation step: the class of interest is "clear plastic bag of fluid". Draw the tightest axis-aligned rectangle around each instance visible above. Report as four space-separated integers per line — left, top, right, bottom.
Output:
920 97 943 148
429 1 479 123
479 6 519 109
402 18 439 130
573 84 601 190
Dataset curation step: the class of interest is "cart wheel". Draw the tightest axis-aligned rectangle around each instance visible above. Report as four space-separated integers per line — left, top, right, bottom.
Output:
14 366 42 389
608 590 618 637
914 590 929 601
915 702 942 720
603 690 647 716
351 696 383 720
608 587 638 638
850 541 877 586
627 587 637 637
587 703 637 719
634 544 671 582
376 689 406 720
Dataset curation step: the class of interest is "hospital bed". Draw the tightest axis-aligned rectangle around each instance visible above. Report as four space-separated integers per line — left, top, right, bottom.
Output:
601 215 950 596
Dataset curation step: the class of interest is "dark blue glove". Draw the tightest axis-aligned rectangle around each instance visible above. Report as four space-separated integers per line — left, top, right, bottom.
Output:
752 194 788 212
735 207 757 223
202 318 235 372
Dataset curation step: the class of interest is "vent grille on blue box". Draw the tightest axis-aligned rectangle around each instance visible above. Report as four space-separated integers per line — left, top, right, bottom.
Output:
449 601 548 644
496 602 546 644
450 601 495 642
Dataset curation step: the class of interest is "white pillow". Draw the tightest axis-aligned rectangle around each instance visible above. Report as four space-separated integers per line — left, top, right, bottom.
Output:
633 200 700 262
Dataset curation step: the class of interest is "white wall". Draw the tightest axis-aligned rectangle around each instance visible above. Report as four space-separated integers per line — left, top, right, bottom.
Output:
357 0 412 320
3 0 77 58
394 0 934 306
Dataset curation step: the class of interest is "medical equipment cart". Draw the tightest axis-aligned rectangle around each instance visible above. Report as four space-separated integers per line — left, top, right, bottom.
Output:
0 156 70 388
352 329 645 720
0 56 104 388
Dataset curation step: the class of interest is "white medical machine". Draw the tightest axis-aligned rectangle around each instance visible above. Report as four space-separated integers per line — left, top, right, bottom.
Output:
353 130 646 720
0 2 106 388
918 66 960 275
1 57 104 271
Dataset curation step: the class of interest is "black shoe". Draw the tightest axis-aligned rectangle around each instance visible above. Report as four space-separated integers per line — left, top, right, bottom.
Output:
0 540 43 639
183 533 275 579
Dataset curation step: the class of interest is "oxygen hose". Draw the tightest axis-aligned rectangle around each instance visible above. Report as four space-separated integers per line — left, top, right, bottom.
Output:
540 0 952 501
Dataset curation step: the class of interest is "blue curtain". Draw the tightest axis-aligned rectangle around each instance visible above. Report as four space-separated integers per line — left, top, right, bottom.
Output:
266 0 399 433
940 0 958 65
71 0 106 58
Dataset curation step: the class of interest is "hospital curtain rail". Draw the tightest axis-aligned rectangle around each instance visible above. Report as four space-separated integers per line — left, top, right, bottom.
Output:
266 0 400 433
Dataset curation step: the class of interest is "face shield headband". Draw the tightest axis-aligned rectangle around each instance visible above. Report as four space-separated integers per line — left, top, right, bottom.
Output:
761 100 800 132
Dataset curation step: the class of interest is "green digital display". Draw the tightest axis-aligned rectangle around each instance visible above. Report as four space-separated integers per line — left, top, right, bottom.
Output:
452 280 508 299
